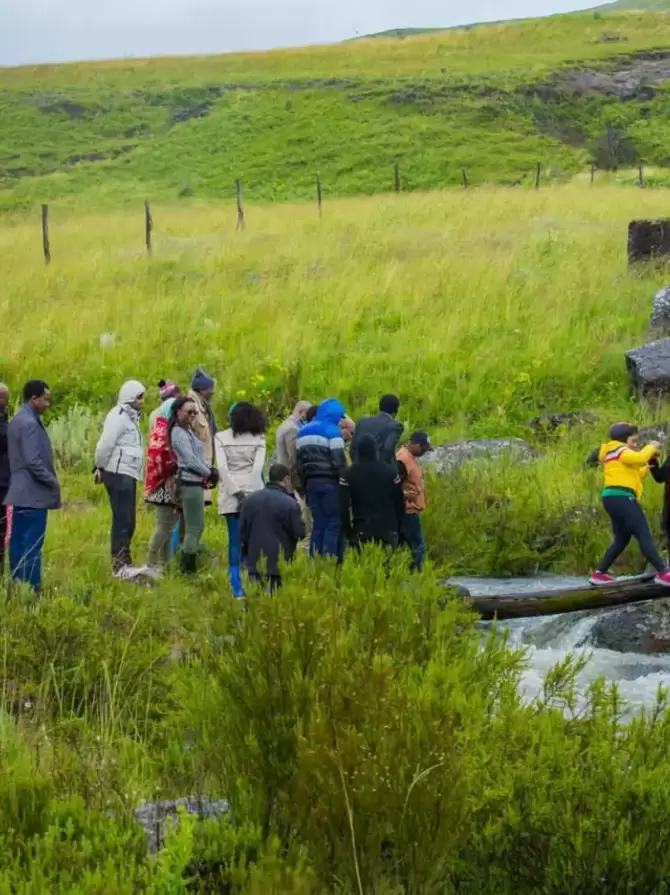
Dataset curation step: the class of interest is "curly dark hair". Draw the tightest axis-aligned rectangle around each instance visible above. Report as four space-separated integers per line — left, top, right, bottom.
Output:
231 401 267 437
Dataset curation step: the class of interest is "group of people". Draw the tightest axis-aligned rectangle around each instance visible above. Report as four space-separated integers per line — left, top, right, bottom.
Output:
0 374 431 596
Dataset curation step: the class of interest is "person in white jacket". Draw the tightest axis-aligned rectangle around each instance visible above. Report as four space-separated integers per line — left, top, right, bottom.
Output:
215 402 266 597
94 380 145 574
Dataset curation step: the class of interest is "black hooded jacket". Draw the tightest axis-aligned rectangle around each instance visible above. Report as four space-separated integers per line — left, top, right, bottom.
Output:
339 436 405 543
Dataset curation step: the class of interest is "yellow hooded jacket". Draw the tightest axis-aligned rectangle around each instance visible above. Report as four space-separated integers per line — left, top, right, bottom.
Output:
599 440 656 499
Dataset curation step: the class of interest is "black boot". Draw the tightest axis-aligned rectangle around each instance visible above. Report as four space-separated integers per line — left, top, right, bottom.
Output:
181 552 197 575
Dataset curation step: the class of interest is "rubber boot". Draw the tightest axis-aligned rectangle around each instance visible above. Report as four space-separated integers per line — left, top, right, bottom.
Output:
181 552 197 575
229 565 245 598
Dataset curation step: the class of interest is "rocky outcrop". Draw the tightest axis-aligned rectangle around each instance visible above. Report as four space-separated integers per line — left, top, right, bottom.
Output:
421 438 539 476
591 599 670 654
625 339 670 398
650 285 670 337
134 797 229 854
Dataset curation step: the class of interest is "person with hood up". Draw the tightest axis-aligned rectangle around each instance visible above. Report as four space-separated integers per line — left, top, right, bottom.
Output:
0 383 9 575
188 368 217 506
340 434 405 551
215 401 267 597
587 422 670 587
296 397 347 558
94 380 146 575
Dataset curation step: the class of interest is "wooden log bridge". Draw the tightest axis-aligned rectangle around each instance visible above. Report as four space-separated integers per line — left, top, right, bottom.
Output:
456 576 669 620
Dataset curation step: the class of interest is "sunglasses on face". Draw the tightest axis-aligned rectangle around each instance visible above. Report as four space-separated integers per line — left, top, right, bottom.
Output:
185 409 197 417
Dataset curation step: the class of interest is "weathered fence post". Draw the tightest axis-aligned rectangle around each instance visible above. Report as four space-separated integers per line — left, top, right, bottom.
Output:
535 163 542 190
41 204 51 265
316 174 323 217
394 162 400 193
461 168 468 189
236 179 245 231
144 200 152 255
638 164 645 188
590 163 596 185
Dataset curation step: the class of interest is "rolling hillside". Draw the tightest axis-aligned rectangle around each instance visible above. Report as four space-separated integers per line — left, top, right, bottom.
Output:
3 11 670 210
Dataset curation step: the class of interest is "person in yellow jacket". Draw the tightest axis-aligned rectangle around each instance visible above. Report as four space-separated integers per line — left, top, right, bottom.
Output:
588 422 670 586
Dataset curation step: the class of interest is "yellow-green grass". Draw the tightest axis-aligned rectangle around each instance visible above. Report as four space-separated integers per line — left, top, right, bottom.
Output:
3 183 670 577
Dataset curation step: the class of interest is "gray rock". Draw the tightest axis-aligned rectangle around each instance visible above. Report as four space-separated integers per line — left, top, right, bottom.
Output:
421 438 539 477
591 599 670 654
626 339 670 398
650 285 670 336
134 797 229 854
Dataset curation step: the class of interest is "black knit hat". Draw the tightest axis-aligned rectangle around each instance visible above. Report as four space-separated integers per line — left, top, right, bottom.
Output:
610 422 638 443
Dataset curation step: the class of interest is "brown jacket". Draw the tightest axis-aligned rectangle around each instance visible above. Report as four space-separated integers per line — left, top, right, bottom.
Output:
396 447 426 514
188 389 215 467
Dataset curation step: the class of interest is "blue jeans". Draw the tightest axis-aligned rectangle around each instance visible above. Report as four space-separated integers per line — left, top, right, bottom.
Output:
306 480 341 558
9 507 48 590
225 513 245 597
401 512 426 572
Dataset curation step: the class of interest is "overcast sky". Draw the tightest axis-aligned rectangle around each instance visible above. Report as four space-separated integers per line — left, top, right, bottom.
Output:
1 0 601 67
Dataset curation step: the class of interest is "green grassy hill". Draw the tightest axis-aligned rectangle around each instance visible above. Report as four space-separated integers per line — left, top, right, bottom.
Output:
601 0 670 9
3 11 670 210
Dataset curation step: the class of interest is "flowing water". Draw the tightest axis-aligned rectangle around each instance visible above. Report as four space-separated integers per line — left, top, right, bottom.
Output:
452 576 670 712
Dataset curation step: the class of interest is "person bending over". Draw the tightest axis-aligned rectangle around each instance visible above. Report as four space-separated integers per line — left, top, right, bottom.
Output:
588 422 670 587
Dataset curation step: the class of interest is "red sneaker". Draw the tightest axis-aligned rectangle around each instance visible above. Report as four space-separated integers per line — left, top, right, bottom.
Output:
655 571 670 587
589 572 616 587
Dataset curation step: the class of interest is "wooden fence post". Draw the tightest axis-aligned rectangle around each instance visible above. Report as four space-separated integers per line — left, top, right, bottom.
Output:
535 163 541 189
461 168 468 189
236 179 245 231
638 164 645 188
316 174 323 217
144 200 152 255
41 204 51 265
590 163 596 185
394 162 400 193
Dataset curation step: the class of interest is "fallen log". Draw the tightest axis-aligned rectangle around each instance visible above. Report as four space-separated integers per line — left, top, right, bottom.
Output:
457 575 669 620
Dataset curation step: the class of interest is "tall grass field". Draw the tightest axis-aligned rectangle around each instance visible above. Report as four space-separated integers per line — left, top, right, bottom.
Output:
4 182 670 890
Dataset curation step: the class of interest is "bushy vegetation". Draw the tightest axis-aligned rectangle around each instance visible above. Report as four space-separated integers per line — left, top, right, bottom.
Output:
4 11 670 209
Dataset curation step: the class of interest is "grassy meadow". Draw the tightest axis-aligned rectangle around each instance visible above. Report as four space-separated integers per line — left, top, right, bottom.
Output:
5 10 670 209
7 184 670 889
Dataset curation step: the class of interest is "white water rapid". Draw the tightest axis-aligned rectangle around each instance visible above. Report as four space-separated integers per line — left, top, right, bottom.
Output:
452 576 670 713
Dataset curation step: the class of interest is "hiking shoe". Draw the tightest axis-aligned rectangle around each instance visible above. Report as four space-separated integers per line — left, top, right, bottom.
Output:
655 570 670 587
589 572 616 587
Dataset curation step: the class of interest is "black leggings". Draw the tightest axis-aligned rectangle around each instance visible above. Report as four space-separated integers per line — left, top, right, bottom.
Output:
598 495 666 574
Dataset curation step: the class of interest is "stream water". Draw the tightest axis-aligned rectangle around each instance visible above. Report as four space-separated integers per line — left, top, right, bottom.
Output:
452 576 670 712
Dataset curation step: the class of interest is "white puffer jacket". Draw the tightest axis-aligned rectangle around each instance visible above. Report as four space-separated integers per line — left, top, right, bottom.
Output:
95 380 146 481
215 429 265 515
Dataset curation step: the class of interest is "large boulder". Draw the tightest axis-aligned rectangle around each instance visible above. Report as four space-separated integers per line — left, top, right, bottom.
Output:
421 438 539 477
628 218 670 264
591 599 670 654
625 338 670 398
650 285 670 337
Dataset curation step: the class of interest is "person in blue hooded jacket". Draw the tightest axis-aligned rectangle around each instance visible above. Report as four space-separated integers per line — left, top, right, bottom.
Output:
296 398 347 558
